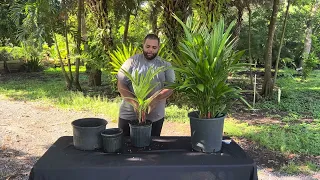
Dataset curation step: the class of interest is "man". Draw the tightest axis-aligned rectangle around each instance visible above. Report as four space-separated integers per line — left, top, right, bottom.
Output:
117 34 175 136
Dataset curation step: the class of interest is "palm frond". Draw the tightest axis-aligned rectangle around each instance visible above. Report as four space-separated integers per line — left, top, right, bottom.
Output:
109 43 138 74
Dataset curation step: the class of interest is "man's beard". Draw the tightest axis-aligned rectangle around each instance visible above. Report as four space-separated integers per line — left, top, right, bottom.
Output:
143 50 158 60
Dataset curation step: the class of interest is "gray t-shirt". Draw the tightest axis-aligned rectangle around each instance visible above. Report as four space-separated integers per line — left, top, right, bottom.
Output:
117 54 175 122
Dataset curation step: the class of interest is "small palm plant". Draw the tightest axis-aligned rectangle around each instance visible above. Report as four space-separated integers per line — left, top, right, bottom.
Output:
169 14 247 119
120 66 168 124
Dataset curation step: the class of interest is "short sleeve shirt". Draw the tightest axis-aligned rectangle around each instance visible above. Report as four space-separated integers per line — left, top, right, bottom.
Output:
117 54 175 122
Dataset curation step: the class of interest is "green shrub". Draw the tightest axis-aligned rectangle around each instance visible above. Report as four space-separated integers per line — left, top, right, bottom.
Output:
302 52 319 80
0 49 13 61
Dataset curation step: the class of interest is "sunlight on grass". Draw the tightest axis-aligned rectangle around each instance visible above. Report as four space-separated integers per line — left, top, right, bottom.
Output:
56 93 121 121
258 70 320 119
224 118 262 137
228 119 320 155
279 161 318 175
45 66 86 73
165 105 191 123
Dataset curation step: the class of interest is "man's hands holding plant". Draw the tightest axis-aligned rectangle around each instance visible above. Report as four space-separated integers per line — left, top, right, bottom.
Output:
126 92 160 123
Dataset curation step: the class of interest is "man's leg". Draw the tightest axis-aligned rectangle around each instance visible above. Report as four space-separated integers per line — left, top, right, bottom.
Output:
151 118 164 136
118 118 130 136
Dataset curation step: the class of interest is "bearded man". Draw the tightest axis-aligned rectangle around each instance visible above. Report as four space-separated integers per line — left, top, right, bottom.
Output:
116 34 175 136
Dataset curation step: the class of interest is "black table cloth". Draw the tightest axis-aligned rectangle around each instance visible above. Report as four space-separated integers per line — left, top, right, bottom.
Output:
29 136 258 180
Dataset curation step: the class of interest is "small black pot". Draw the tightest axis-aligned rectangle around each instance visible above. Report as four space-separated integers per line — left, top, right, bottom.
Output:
71 118 107 151
101 128 123 153
129 120 152 147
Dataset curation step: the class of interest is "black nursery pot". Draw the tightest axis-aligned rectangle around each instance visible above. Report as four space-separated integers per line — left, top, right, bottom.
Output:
129 120 152 147
71 118 107 151
188 111 225 153
101 128 123 153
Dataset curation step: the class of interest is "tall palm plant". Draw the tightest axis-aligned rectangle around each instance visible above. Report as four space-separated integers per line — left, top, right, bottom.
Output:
169 14 247 119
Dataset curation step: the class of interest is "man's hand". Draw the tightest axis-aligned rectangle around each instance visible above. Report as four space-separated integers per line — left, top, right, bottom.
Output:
127 99 146 122
147 89 173 114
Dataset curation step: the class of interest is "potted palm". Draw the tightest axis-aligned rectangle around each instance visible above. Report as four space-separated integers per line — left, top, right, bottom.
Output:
120 66 168 147
169 14 248 152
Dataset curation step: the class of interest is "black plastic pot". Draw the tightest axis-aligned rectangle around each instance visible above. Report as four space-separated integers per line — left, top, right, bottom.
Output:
188 111 225 153
129 120 152 147
101 128 123 153
71 118 107 150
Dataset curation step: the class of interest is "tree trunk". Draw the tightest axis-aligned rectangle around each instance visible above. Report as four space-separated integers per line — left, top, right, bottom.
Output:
54 33 72 90
300 2 319 68
162 0 191 53
86 0 113 87
232 0 245 46
88 69 102 86
261 0 279 98
247 3 253 87
82 6 88 66
74 0 83 91
63 1 73 86
274 0 290 84
123 11 130 43
150 2 160 35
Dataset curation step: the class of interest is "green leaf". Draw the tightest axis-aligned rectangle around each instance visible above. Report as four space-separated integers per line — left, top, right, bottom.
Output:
196 84 204 92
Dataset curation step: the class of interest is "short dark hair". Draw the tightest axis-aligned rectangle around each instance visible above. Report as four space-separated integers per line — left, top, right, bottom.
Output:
143 34 160 44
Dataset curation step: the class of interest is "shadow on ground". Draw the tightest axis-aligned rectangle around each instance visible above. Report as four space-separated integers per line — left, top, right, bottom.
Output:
0 148 39 180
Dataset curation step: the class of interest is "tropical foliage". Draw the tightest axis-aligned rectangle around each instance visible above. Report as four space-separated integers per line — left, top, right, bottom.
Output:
120 66 167 123
169 14 246 119
109 43 139 74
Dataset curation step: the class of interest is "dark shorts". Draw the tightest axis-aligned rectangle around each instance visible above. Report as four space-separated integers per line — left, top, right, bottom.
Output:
118 118 164 136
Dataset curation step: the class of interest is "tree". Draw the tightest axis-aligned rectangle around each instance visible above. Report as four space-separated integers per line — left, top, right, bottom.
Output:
300 0 319 69
230 0 246 44
195 0 230 26
161 0 191 52
149 0 161 35
112 0 142 43
262 0 280 98
74 0 83 91
0 0 22 45
274 0 291 84
86 0 114 86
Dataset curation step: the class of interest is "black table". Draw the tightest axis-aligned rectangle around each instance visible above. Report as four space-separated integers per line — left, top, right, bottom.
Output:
29 136 258 180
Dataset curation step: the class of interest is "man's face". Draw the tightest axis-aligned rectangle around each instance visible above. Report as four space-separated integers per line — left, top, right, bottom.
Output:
143 39 159 60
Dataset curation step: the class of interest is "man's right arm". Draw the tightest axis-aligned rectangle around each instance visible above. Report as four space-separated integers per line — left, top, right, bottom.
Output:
117 58 138 109
117 80 137 107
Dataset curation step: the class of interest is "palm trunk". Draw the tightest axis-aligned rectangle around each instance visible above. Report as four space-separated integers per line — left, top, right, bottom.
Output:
162 0 191 53
274 0 290 84
233 3 244 46
123 12 130 43
54 33 72 90
150 2 160 35
74 0 83 91
262 0 279 98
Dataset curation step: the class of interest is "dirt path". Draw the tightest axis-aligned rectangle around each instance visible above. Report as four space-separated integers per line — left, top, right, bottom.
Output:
0 99 318 180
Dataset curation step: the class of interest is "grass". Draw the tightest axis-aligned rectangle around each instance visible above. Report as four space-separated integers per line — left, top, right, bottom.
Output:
0 67 320 174
258 70 320 119
226 119 320 155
